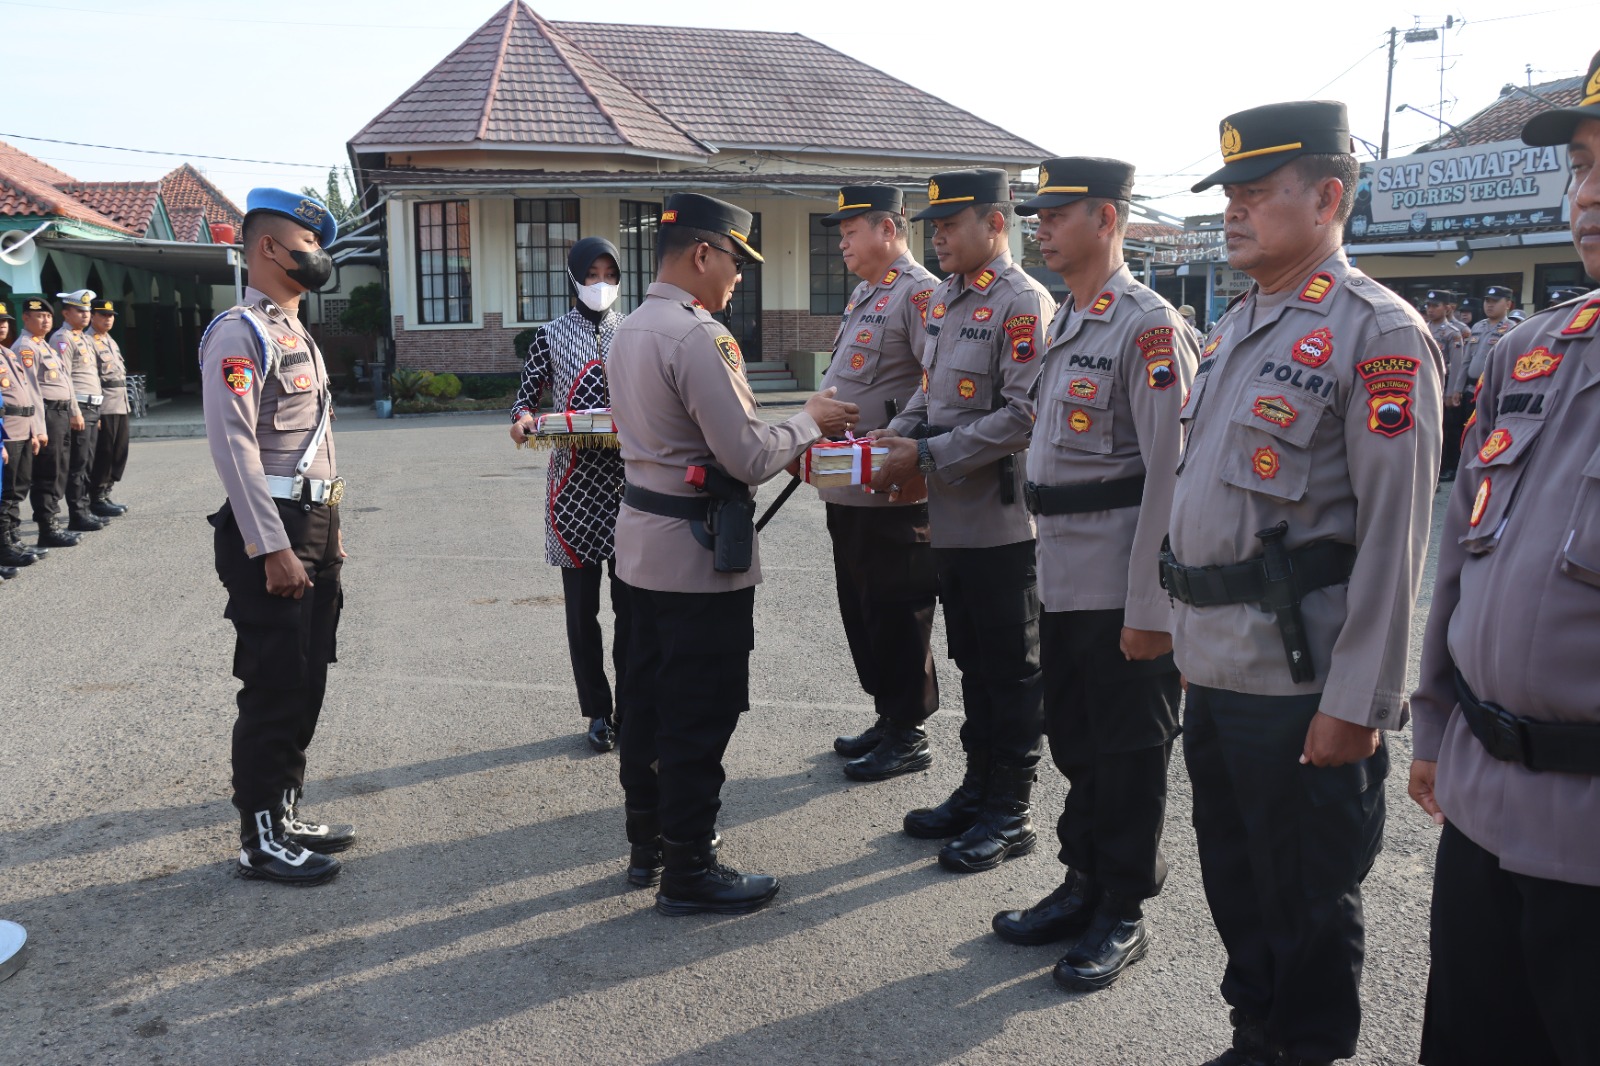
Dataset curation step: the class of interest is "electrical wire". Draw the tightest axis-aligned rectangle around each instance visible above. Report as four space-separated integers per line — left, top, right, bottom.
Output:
0 0 471 30
0 132 335 170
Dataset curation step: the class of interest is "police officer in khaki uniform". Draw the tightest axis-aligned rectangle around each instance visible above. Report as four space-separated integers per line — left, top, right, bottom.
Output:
815 184 942 781
0 300 39 576
203 188 354 886
1409 57 1600 1065
1164 101 1443 1066
1440 284 1517 484
50 289 108 532
14 298 80 550
87 297 130 518
871 168 1057 874
608 192 856 916
989 157 1196 991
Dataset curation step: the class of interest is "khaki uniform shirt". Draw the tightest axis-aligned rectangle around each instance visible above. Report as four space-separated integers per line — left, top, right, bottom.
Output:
1429 320 1463 394
49 324 101 402
14 331 78 413
1169 251 1444 727
607 281 820 594
1412 289 1600 886
201 287 335 559
89 330 128 416
888 251 1055 548
1450 314 1516 397
0 343 43 440
1028 265 1198 626
817 251 937 508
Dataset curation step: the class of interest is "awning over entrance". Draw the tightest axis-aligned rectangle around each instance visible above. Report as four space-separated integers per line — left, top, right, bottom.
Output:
39 237 240 286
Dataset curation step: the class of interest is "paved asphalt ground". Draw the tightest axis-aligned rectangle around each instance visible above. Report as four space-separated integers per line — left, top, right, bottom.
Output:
0 407 1452 1065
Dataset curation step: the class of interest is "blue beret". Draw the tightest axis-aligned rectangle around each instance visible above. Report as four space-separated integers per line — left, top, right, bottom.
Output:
245 188 338 245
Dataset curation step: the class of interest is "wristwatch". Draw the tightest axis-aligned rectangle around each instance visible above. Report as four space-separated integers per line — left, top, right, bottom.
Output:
916 438 937 474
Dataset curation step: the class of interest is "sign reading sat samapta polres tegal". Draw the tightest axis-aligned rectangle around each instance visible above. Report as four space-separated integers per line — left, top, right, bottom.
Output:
1347 138 1570 241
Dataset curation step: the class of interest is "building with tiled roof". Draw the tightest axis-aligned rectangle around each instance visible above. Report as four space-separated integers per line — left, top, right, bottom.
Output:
1345 72 1592 314
157 163 245 234
346 1 1051 375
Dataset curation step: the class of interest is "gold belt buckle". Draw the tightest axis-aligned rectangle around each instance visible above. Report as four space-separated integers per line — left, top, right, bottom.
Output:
325 477 346 507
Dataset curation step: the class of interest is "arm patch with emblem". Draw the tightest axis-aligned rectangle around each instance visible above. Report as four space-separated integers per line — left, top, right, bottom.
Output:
714 335 743 371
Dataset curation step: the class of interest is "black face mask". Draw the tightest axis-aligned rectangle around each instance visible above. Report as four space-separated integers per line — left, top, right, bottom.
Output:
272 242 334 292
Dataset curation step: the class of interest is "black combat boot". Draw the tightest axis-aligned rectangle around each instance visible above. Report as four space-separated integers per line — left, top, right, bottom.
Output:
655 835 779 917
1198 1012 1275 1066
68 511 106 532
938 763 1037 872
280 788 356 854
0 526 38 567
843 723 933 781
91 494 126 518
1052 892 1149 990
237 806 341 885
0 564 16 579
833 716 887 758
625 807 664 887
36 520 80 548
586 715 616 753
992 868 1099 945
904 751 990 838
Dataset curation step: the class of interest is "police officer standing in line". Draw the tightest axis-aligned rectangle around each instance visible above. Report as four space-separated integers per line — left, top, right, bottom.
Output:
87 297 130 518
870 168 1056 874
1162 102 1442 1066
1409 57 1600 1065
0 299 38 577
989 158 1196 991
815 184 942 781
14 298 80 550
1442 284 1517 483
1424 291 1467 481
607 193 857 916
50 289 108 532
203 189 353 886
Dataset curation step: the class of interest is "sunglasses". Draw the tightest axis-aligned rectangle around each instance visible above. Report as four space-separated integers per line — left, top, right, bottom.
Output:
697 239 753 272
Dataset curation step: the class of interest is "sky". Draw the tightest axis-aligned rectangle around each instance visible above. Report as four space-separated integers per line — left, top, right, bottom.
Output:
8 0 1595 222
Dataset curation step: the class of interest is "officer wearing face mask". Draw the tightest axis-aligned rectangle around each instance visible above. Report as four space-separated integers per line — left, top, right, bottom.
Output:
202 188 352 886
509 236 633 756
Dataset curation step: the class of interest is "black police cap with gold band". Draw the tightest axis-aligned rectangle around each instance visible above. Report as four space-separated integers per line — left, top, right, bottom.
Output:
1016 157 1135 216
820 185 904 227
90 297 116 315
1191 100 1353 192
911 168 1011 221
18 297 50 315
0 300 12 322
1522 49 1600 146
660 192 763 263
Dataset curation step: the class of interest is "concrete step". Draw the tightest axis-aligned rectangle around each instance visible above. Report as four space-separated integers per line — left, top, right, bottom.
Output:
749 377 799 392
744 361 791 374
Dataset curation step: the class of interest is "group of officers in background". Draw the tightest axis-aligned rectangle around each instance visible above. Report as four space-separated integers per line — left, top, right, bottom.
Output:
0 289 132 579
592 55 1600 1066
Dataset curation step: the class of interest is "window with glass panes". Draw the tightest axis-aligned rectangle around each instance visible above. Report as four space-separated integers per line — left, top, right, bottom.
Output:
809 213 853 315
515 198 579 322
415 200 472 324
716 212 761 360
619 201 659 312
917 222 948 281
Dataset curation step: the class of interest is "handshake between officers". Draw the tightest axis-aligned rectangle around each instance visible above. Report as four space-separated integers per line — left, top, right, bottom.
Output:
606 192 857 917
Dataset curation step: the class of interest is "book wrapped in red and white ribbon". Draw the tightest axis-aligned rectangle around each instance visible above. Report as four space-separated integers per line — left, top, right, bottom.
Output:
519 407 620 450
803 435 888 489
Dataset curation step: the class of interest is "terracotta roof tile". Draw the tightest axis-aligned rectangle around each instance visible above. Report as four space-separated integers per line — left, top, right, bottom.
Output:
159 163 243 229
168 207 208 243
1418 74 1586 150
55 181 162 233
0 141 131 232
350 2 1044 163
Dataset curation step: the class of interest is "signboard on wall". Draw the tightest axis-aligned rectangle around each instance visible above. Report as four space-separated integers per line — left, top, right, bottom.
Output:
1347 138 1570 240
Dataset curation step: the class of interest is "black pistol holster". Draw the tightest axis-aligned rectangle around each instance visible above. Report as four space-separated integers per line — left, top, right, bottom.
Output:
1255 522 1315 683
687 464 755 573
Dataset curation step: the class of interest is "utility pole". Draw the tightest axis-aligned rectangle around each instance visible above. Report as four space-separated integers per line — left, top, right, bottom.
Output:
1381 26 1399 159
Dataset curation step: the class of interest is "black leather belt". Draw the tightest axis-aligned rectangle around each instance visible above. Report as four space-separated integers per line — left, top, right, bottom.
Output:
3 404 35 417
102 378 126 389
1160 540 1356 607
623 482 710 522
1025 475 1145 516
1454 670 1600 775
45 399 73 411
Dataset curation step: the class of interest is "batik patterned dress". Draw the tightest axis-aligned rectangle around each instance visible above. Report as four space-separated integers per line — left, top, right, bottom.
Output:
511 307 624 568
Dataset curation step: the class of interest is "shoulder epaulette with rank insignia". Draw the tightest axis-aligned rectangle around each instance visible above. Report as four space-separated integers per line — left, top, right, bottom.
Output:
1298 272 1335 304
1345 272 1421 335
1560 297 1600 336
